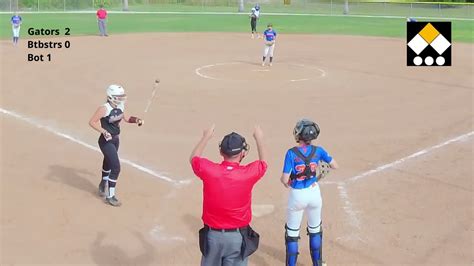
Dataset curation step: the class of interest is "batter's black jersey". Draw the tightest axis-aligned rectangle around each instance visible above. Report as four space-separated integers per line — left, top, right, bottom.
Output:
100 102 124 136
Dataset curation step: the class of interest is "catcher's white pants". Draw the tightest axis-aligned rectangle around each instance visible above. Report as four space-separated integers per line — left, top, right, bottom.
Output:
12 25 20 37
263 43 275 57
286 183 322 237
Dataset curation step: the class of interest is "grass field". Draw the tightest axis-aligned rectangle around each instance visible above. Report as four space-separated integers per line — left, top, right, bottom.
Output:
1 13 473 42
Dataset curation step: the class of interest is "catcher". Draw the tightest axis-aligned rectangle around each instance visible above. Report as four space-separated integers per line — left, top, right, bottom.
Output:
280 119 338 266
261 23 277 66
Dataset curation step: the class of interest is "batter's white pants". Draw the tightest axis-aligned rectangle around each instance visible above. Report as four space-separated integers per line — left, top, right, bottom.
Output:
12 25 20 37
263 43 275 57
286 184 322 237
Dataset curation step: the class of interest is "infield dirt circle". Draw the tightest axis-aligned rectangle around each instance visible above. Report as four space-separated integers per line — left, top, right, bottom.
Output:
1 33 472 265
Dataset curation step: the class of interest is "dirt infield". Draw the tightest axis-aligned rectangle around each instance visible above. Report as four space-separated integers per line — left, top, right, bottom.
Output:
1 33 472 265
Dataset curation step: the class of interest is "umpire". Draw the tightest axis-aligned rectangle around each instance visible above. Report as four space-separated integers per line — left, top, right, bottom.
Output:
189 125 267 266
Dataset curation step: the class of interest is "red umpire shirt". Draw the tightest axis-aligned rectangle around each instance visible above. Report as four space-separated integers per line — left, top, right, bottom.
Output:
191 157 267 229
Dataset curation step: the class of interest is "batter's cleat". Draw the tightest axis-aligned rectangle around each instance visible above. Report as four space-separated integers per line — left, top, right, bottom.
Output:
262 62 265 67
106 196 121 207
269 63 273 67
98 183 106 197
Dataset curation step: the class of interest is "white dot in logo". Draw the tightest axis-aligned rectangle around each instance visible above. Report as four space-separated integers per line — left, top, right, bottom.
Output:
436 56 445 66
425 56 434 66
413 56 422 66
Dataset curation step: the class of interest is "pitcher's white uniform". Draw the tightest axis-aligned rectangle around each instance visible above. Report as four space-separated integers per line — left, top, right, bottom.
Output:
263 28 276 57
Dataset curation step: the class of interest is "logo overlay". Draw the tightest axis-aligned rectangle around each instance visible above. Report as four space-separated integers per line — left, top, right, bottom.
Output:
407 22 451 66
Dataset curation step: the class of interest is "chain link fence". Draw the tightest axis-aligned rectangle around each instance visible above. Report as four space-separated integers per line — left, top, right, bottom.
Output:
1 0 472 18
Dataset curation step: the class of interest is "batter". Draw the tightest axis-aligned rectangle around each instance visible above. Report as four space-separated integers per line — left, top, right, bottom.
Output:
88 85 144 207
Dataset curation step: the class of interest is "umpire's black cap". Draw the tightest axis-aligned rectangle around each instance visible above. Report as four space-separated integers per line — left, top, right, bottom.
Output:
220 132 248 156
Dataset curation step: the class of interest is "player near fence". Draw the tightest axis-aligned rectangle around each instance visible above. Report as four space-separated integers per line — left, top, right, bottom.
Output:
96 4 108 36
190 125 267 266
88 85 144 207
280 119 338 266
262 23 277 67
250 4 261 39
10 12 22 46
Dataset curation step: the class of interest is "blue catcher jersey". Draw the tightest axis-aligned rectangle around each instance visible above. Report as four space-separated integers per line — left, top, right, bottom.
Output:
283 145 332 189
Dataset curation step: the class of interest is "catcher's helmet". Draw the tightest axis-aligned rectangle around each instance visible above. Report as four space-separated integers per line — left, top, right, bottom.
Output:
293 119 320 142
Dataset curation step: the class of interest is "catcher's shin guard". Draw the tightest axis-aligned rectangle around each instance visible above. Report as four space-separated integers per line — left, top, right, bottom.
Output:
308 225 323 266
285 225 300 266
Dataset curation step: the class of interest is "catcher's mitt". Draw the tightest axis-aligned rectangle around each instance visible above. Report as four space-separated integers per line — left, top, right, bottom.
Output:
316 161 331 180
265 40 275 46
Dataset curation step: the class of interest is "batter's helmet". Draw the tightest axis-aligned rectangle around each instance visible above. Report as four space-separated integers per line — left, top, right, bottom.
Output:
106 84 127 107
293 119 320 142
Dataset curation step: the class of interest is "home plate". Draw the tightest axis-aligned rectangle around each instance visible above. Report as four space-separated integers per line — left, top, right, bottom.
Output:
150 225 186 243
252 204 275 217
253 69 270 72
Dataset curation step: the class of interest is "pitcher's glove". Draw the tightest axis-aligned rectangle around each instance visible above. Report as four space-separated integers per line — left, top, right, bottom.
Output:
265 40 275 46
316 161 331 181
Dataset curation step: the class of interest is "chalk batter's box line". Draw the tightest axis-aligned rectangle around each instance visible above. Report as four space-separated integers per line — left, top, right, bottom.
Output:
335 131 473 241
0 107 191 186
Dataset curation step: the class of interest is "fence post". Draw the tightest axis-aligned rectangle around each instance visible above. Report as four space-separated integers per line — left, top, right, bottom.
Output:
238 0 244 12
38 0 39 11
330 0 333 15
64 0 66 11
343 0 349 15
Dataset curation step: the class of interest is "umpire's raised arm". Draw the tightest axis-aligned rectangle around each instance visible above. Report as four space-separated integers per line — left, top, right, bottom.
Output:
253 125 266 162
189 124 215 164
